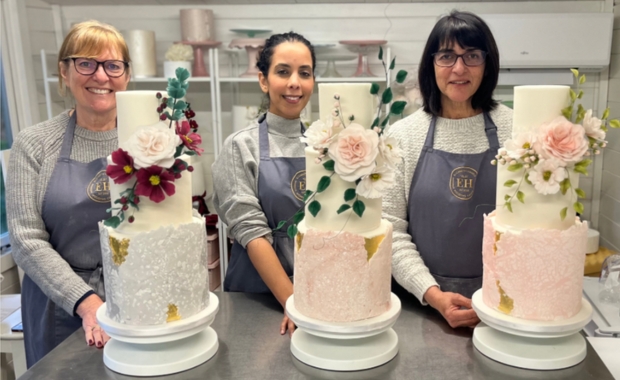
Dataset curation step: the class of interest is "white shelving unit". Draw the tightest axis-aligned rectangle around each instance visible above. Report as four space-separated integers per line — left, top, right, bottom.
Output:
40 47 392 287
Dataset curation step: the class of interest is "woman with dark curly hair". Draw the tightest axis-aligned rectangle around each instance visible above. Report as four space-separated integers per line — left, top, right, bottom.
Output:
212 32 315 336
384 11 513 328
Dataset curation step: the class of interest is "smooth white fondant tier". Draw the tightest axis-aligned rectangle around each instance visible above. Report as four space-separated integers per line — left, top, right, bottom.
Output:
294 220 392 322
496 85 575 230
512 85 570 134
116 91 162 146
482 212 587 321
318 83 375 129
304 147 381 234
108 154 193 233
496 167 579 230
99 216 209 325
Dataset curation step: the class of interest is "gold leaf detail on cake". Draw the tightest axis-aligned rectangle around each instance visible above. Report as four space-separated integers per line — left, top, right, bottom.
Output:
166 304 182 322
296 232 304 252
365 234 385 261
493 232 502 256
496 280 514 314
109 236 130 266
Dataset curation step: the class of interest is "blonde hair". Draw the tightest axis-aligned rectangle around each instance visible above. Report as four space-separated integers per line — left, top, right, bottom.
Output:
57 20 131 96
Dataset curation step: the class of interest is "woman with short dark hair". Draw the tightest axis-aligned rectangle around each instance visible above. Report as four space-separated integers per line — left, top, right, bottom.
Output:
384 11 512 328
212 32 315 336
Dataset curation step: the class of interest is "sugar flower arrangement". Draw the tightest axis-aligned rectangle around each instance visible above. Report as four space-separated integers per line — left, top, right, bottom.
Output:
495 69 619 220
104 67 203 228
165 43 194 62
277 48 407 239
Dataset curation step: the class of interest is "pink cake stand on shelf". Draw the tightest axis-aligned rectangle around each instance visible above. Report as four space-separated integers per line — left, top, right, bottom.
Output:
180 40 222 77
229 38 267 78
339 40 387 77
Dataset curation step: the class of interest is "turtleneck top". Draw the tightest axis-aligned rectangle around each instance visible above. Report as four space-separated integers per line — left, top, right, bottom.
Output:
212 112 305 247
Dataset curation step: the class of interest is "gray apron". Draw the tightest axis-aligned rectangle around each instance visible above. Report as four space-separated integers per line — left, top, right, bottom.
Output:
407 113 499 299
224 114 305 293
21 112 109 367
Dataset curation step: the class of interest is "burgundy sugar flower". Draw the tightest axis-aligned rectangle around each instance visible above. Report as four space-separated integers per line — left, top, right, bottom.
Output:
106 149 135 184
176 120 204 155
134 166 176 203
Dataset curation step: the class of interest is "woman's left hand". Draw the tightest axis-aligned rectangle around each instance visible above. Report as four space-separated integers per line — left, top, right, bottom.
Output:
280 313 296 337
76 294 110 348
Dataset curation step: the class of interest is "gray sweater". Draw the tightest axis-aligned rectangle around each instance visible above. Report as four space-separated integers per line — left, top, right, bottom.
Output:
212 112 305 247
7 111 117 315
384 105 513 304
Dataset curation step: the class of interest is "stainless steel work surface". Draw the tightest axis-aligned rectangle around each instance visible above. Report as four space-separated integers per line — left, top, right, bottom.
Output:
18 290 614 379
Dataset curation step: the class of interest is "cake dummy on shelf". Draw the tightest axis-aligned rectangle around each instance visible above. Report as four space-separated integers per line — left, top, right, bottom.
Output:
482 71 619 321
99 68 210 325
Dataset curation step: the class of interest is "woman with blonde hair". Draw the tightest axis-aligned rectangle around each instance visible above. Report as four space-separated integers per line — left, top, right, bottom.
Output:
6 20 131 366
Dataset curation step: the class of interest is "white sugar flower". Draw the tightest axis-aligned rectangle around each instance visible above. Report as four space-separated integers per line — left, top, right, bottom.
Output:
356 165 395 199
582 109 606 141
528 158 567 195
504 132 536 160
123 121 181 169
300 117 341 149
377 135 402 168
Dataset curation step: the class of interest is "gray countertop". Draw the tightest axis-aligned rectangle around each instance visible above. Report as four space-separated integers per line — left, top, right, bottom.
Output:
18 289 614 380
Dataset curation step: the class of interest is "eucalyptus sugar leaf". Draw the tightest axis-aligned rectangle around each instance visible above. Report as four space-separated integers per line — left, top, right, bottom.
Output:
344 188 356 202
609 119 620 129
317 176 331 193
303 190 314 202
293 210 305 224
575 188 586 199
175 67 190 82
602 108 610 120
173 100 187 110
574 201 584 215
390 101 407 115
396 70 407 83
353 200 365 217
337 204 351 214
381 88 393 104
505 202 513 213
570 68 579 78
308 200 321 217
104 216 121 228
503 179 517 187
507 163 523 172
322 160 335 172
378 46 383 61
517 191 525 204
389 57 396 70
560 178 571 195
371 117 380 128
370 83 380 95
287 224 298 240
560 207 568 221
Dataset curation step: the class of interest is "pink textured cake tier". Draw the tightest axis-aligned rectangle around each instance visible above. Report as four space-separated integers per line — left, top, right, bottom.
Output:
294 221 392 322
482 212 587 321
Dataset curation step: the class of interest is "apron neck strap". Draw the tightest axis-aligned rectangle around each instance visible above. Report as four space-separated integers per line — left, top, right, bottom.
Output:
59 111 78 159
258 113 306 160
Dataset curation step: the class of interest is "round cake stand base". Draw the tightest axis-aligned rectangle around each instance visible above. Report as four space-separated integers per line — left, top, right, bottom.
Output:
291 328 398 371
103 326 218 376
473 323 586 370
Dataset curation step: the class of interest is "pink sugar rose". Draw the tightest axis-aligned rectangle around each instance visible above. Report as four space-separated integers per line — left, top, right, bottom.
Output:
328 123 379 182
536 117 588 163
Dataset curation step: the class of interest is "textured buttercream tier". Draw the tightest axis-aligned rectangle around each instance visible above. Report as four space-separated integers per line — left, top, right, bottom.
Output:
512 85 570 134
294 220 392 322
305 148 381 233
108 153 194 233
318 83 375 129
99 216 209 325
482 213 587 321
496 167 579 230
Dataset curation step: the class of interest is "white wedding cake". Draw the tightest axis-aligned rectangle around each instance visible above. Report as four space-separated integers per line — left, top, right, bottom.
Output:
482 85 588 321
99 90 209 325
294 83 393 322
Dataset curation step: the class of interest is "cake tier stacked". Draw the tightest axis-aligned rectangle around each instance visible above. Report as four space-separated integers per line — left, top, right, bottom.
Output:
482 86 588 321
294 84 392 323
99 91 209 326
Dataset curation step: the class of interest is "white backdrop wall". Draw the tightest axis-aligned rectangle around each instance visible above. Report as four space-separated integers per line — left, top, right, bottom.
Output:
21 0 615 230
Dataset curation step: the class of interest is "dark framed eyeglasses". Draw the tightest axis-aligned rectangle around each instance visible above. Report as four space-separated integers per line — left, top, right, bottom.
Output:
67 57 128 78
432 50 487 67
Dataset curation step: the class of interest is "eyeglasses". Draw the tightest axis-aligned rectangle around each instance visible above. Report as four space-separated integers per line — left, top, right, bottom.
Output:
67 57 128 78
432 50 487 67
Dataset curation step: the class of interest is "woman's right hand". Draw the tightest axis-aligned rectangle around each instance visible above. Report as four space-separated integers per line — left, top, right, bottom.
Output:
76 294 110 347
280 313 296 337
424 286 480 328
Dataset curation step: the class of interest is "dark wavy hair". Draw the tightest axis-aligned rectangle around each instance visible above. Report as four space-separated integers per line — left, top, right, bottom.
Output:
418 10 500 116
256 32 316 77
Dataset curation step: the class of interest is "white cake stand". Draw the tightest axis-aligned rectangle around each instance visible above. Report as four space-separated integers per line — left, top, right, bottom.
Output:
286 293 401 371
96 292 219 376
471 289 592 370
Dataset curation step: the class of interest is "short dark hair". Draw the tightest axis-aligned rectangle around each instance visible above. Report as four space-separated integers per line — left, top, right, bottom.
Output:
256 32 316 77
418 11 500 116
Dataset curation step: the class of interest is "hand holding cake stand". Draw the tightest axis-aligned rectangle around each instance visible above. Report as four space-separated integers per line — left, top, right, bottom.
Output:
286 293 401 371
339 40 387 77
471 290 593 370
180 40 222 77
96 294 219 376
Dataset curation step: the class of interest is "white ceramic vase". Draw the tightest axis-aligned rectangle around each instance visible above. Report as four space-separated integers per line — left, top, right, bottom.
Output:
164 61 193 78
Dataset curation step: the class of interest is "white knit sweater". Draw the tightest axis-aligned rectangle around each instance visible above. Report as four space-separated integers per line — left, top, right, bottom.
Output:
383 105 513 304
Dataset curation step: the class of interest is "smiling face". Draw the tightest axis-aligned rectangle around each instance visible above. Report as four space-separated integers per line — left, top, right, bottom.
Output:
434 42 485 113
60 47 129 120
258 41 314 120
